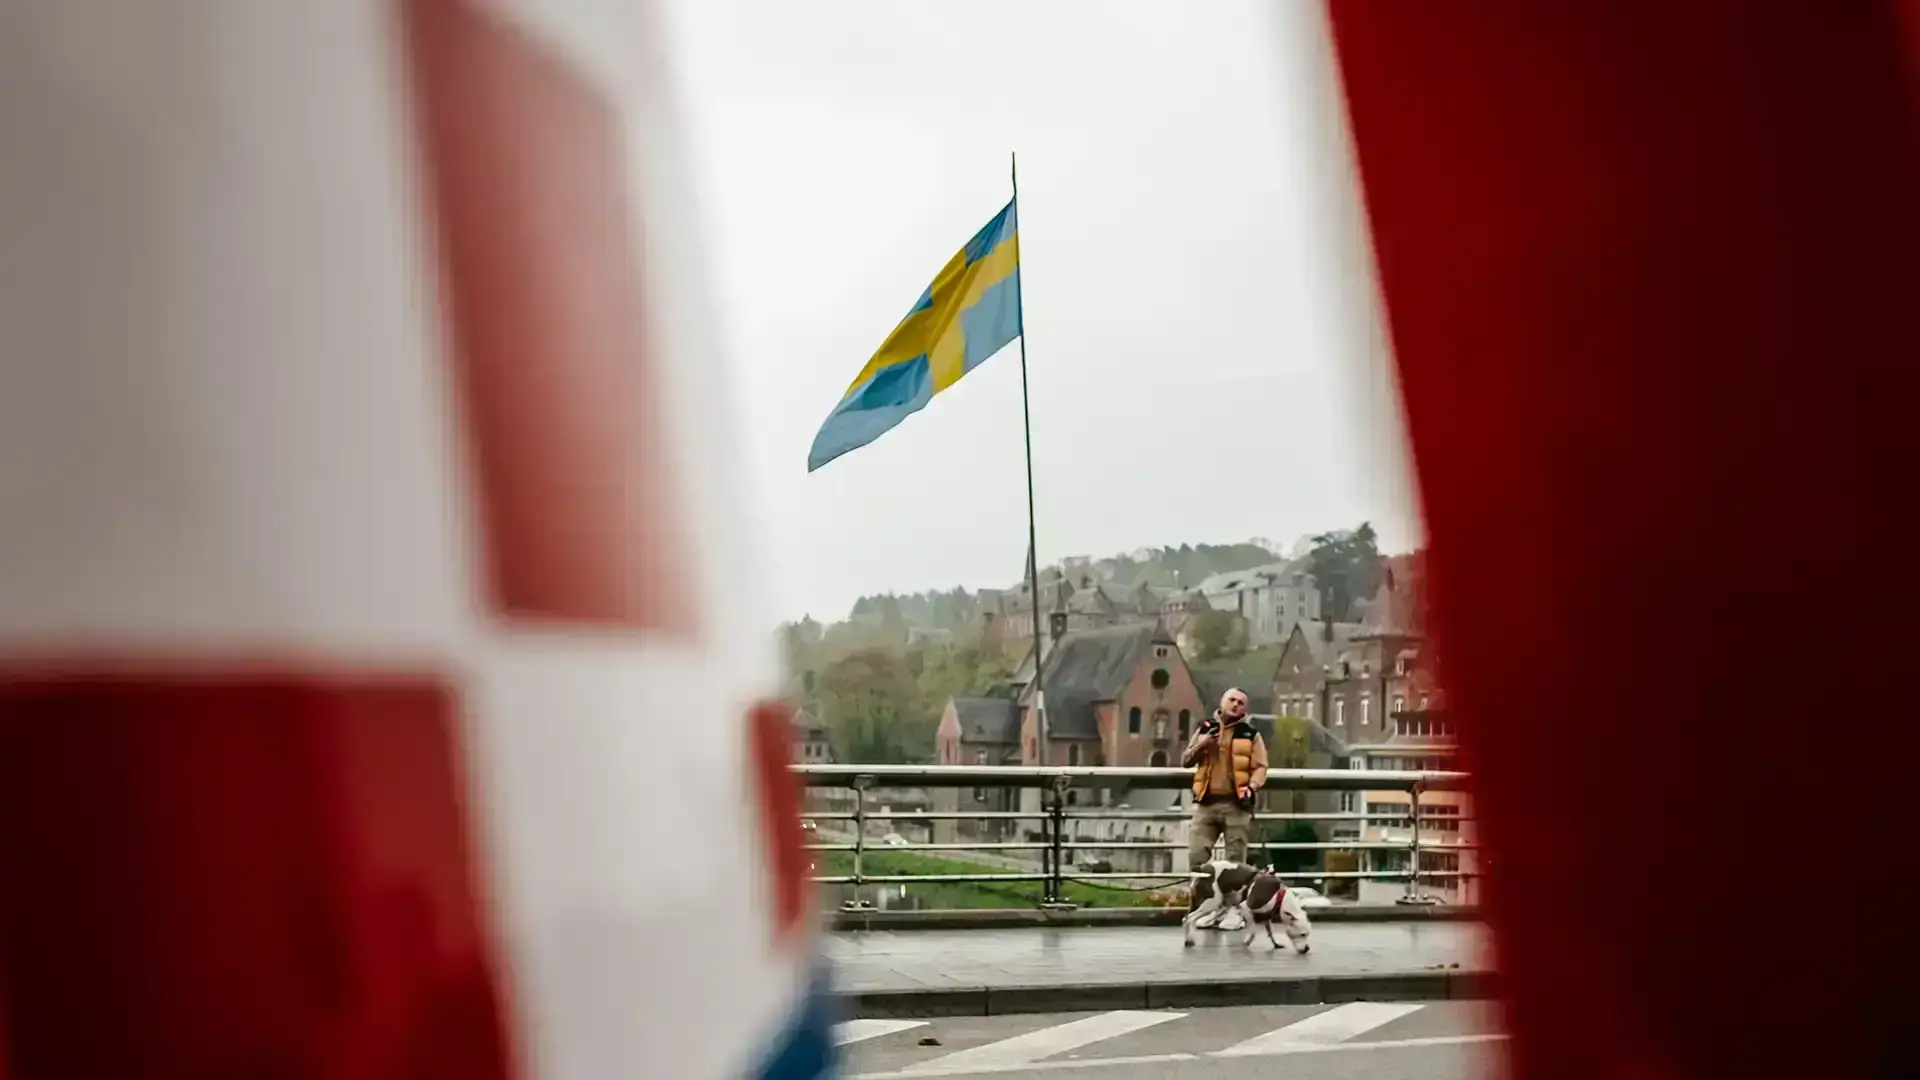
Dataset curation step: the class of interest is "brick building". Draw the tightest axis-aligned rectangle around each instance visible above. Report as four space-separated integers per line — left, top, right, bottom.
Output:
790 706 834 764
930 694 1023 843
1012 622 1205 769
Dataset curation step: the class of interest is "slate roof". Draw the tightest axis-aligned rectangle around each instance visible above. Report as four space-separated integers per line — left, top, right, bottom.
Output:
1193 558 1308 597
1044 691 1104 740
1041 623 1164 695
1248 714 1350 760
1011 639 1039 685
1066 587 1117 616
952 695 1020 745
1022 622 1174 740
790 706 830 741
1196 672 1275 715
1297 620 1368 667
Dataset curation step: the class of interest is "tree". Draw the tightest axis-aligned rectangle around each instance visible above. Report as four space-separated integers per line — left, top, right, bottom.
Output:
1189 610 1241 663
1306 522 1385 621
915 642 1014 713
816 647 926 764
1264 716 1315 811
1259 716 1323 873
876 594 909 644
1262 820 1323 874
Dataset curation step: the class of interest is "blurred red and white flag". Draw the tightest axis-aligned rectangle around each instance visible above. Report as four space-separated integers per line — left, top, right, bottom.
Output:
0 1 826 1077
1318 2 1920 1079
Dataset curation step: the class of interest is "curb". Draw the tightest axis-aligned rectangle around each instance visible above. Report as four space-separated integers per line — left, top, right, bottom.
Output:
831 905 1479 932
836 968 1497 1019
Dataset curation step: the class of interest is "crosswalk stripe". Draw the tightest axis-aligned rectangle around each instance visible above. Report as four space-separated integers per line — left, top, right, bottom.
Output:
1215 1001 1425 1056
848 1036 1510 1080
900 1010 1185 1075
835 1019 930 1047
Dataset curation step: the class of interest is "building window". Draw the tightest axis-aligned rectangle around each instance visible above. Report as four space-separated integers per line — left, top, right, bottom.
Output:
1153 712 1169 739
1361 694 1372 728
1368 801 1414 824
1149 749 1169 767
1419 804 1462 832
1154 645 1169 658
1068 743 1081 766
1418 694 1430 710
1128 707 1142 733
1305 698 1315 721
1335 698 1346 727
1392 694 1406 716
975 749 988 765
1178 709 1192 739
1151 668 1170 690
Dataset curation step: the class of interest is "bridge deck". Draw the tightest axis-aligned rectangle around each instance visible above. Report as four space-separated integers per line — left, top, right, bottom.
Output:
827 921 1490 999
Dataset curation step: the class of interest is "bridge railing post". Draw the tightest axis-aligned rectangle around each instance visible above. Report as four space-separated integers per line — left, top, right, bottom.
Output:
1042 774 1075 909
842 774 875 912
1398 776 1438 906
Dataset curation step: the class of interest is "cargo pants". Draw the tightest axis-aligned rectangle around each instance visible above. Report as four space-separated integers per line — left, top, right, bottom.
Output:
1187 797 1253 870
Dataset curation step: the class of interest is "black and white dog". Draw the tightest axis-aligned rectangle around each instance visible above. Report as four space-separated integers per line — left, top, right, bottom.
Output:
1183 860 1313 951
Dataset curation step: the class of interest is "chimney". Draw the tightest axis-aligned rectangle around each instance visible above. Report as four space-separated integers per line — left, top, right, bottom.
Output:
1049 611 1068 643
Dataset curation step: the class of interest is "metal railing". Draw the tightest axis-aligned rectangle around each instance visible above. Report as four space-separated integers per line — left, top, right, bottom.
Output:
793 764 1478 911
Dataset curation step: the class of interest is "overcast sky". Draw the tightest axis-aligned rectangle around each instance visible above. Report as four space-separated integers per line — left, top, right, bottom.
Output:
658 1 1420 622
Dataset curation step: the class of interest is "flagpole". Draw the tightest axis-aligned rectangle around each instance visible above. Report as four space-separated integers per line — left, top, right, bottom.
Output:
1013 151 1049 769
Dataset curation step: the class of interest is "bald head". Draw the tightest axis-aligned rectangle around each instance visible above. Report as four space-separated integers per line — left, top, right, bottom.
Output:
1220 688 1249 719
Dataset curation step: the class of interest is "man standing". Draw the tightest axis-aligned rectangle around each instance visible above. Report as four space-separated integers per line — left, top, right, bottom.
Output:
1183 687 1269 871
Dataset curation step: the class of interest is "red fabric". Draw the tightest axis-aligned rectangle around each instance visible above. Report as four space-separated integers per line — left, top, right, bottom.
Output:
1326 2 1920 1077
0 674 513 1080
400 0 699 638
748 700 813 945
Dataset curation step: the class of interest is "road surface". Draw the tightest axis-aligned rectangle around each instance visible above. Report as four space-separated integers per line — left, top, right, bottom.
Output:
835 1000 1507 1079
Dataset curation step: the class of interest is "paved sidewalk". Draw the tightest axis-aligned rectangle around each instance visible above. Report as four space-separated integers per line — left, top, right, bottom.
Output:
828 922 1492 1017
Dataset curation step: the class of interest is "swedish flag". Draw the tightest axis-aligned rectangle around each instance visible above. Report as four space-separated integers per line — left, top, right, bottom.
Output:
807 200 1022 472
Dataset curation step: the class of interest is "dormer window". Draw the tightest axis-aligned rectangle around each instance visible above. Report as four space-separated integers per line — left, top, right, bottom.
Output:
1395 657 1409 676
